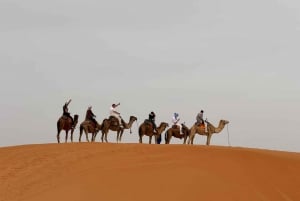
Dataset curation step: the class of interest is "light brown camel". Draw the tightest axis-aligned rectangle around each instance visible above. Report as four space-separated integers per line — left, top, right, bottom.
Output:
188 119 229 145
56 114 79 143
100 116 137 143
138 121 169 144
79 120 102 142
164 123 190 144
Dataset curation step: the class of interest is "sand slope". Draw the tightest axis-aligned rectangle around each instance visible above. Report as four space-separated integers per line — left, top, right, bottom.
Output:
1 143 300 201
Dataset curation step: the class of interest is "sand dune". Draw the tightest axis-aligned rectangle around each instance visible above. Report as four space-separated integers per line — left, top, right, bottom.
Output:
1 143 300 201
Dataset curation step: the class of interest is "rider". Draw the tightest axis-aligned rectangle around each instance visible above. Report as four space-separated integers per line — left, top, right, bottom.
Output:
85 106 98 126
110 103 122 127
149 111 158 133
62 99 74 126
196 110 205 126
172 112 181 130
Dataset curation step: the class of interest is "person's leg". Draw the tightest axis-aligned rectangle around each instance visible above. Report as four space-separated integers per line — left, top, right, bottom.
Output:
112 114 121 127
177 124 181 132
69 114 74 124
153 122 158 133
93 118 98 126
117 116 122 127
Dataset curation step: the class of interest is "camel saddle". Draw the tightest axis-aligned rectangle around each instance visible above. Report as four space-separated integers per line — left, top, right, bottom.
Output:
109 116 119 126
143 119 152 126
198 123 206 130
61 115 72 121
172 125 180 129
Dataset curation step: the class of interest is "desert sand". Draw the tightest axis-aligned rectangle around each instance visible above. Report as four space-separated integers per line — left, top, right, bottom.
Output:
1 143 300 201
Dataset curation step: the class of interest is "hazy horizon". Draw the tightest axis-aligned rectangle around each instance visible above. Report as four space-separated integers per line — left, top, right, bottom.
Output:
1 0 300 152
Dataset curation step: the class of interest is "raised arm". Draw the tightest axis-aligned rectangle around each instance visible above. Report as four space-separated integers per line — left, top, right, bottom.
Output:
66 99 72 106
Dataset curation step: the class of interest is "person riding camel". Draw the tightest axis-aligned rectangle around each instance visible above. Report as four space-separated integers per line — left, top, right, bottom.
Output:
85 106 98 127
196 110 205 128
172 112 181 130
109 103 122 127
62 99 74 126
148 111 158 134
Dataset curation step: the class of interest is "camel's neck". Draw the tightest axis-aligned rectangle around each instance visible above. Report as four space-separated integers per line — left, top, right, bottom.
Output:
157 124 167 134
208 121 226 133
122 118 135 129
157 127 164 134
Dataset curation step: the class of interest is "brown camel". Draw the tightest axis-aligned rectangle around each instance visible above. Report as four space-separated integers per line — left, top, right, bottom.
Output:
188 119 229 145
164 123 190 144
79 120 101 142
181 123 190 144
56 114 79 143
138 121 169 144
100 116 137 143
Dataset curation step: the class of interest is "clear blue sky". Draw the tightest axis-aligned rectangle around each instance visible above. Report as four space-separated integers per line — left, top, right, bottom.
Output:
1 0 300 152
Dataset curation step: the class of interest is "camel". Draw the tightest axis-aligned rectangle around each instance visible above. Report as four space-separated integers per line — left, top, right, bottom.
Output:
188 119 229 145
100 116 137 143
138 121 169 144
79 120 102 142
181 123 190 144
56 114 79 143
164 123 190 144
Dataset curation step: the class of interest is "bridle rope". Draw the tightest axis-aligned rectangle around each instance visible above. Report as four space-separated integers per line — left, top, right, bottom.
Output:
227 124 231 146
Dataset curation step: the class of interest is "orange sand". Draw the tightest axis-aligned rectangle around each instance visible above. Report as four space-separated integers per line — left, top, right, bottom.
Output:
1 143 300 201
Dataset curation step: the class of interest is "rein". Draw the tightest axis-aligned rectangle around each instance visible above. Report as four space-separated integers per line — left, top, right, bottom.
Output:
227 124 231 146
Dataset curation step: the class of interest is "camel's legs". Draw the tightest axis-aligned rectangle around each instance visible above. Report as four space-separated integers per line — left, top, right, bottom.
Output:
187 133 194 145
166 134 170 144
85 132 90 142
71 129 74 143
65 130 69 143
105 132 108 143
149 136 152 144
79 131 82 142
119 129 124 143
101 132 104 142
183 136 187 144
117 132 121 143
191 135 195 144
91 133 95 142
206 134 212 145
116 131 119 143
57 130 61 143
93 132 98 142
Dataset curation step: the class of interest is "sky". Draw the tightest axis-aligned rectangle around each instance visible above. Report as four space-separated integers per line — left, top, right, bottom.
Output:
0 0 300 152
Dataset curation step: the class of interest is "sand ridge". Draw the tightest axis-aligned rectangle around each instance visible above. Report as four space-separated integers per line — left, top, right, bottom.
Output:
1 143 300 201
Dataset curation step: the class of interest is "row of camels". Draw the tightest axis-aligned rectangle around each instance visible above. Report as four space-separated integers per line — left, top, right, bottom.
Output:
57 114 229 145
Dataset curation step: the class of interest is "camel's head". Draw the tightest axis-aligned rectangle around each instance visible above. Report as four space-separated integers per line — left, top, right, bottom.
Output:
161 122 169 128
74 114 79 122
221 120 229 125
130 116 138 122
181 122 188 129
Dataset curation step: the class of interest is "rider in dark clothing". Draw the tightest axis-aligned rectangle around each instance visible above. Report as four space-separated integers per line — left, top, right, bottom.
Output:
63 99 74 125
149 111 158 133
85 106 98 126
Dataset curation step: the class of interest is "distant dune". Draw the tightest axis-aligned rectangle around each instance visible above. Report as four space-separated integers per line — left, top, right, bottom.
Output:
0 143 300 201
